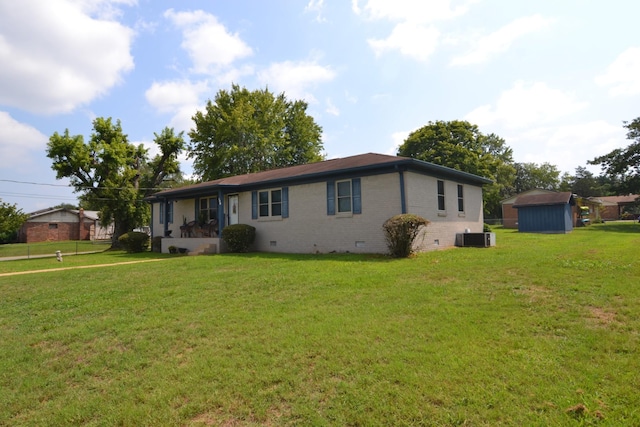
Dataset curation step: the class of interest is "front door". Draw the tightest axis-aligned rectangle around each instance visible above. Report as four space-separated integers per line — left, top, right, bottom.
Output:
227 195 239 225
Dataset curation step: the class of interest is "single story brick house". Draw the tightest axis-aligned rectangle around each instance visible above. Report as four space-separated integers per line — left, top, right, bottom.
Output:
146 153 493 254
18 208 113 243
589 194 640 220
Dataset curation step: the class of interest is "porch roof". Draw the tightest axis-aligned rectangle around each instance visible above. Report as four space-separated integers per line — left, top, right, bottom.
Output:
147 152 493 201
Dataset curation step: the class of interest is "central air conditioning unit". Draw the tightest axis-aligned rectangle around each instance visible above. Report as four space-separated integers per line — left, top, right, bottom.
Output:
455 232 496 248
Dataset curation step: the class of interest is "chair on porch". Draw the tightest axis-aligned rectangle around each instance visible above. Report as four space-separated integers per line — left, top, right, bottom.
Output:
180 221 196 237
192 219 218 237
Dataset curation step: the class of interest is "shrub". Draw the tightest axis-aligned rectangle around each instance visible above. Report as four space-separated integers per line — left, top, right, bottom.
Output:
118 231 150 253
483 223 492 232
383 214 430 258
221 224 256 253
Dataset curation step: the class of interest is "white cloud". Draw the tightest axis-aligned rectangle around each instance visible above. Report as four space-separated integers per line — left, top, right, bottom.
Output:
450 14 554 66
353 0 475 23
325 98 340 116
305 0 326 22
0 112 48 169
465 81 588 129
0 0 134 114
164 9 253 74
257 60 336 103
355 0 476 62
504 120 625 174
368 22 440 62
145 80 209 114
595 46 640 96
387 130 410 155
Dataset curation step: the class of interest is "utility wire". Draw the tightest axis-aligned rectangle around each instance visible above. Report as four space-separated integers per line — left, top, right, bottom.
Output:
0 178 165 191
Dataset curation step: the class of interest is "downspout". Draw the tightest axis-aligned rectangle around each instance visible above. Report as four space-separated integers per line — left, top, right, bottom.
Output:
399 170 407 214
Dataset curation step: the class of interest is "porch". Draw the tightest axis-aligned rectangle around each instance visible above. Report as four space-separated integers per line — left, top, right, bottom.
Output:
161 237 221 255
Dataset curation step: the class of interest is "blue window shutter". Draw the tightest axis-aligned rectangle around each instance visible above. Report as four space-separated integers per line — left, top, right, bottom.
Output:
281 187 289 218
352 178 361 214
251 191 258 219
327 181 335 215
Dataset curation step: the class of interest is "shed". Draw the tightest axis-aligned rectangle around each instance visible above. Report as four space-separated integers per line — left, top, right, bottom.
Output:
500 189 555 228
513 192 575 233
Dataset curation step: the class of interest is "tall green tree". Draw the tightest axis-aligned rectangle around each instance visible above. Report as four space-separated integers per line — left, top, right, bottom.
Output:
513 162 561 194
188 84 324 180
0 200 28 243
559 167 613 197
47 118 185 247
397 120 515 219
589 117 640 194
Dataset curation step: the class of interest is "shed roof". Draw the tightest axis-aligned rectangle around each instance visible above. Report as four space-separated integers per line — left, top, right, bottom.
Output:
501 188 555 205
148 152 493 200
513 192 574 208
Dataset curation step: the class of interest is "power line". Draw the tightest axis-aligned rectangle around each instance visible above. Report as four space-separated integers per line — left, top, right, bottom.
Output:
0 179 164 191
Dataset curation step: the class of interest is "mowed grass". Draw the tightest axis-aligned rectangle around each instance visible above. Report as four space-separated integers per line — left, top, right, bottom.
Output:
0 240 110 258
1 223 639 426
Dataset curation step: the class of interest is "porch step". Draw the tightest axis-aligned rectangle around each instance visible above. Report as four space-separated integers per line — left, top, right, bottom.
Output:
188 243 218 256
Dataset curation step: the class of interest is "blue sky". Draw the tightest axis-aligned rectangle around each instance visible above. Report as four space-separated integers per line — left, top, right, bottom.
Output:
1 0 639 213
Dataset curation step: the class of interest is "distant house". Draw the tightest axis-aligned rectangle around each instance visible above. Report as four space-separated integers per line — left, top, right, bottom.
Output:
589 195 640 220
18 208 113 243
513 192 575 233
145 153 493 254
501 189 555 229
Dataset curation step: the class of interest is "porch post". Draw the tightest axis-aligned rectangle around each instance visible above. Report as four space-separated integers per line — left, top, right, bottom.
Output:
163 198 170 237
218 190 225 232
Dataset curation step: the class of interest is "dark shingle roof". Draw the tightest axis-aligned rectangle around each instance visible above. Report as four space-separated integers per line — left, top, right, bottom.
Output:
513 192 574 208
148 152 492 200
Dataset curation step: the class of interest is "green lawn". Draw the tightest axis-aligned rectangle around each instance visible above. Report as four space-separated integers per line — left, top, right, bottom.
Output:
0 240 110 259
1 223 639 426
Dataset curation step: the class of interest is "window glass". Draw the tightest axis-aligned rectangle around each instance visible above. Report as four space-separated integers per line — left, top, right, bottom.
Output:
259 191 269 217
271 190 282 216
199 197 217 222
457 184 464 212
437 180 445 211
337 181 352 213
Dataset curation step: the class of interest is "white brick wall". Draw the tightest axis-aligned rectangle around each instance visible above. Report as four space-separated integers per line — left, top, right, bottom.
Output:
150 170 487 254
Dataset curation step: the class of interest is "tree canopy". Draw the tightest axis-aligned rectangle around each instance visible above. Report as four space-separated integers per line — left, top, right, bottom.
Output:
47 118 185 246
513 162 560 194
0 200 28 243
188 84 324 181
590 117 640 194
397 120 515 218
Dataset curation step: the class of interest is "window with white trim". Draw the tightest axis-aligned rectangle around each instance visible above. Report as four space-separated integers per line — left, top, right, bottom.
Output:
327 178 361 215
337 180 352 213
199 197 218 223
457 184 464 212
437 180 445 211
259 189 282 217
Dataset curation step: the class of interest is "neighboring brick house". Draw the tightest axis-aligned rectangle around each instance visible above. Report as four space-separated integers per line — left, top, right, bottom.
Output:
589 195 640 220
145 153 492 254
18 208 113 243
